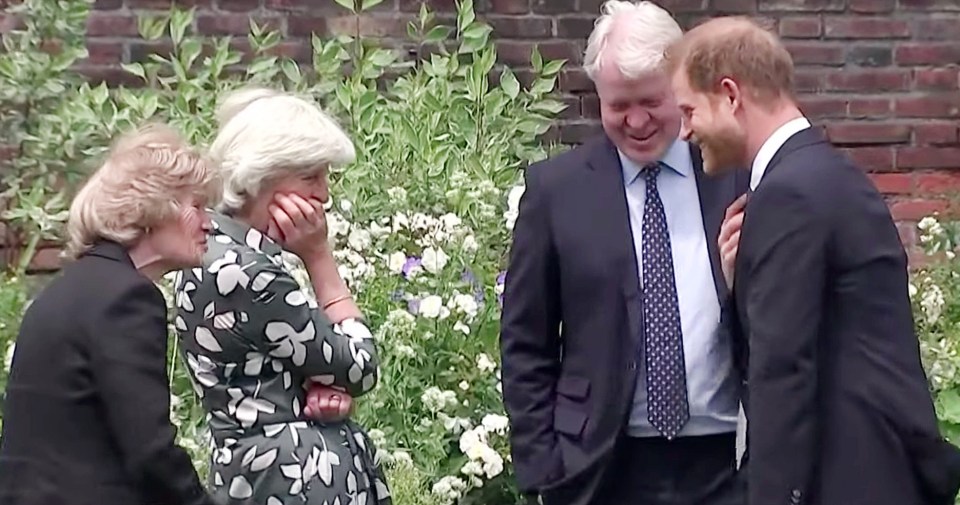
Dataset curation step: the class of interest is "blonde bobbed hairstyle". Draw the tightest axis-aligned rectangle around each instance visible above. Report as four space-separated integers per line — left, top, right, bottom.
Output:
207 87 356 213
65 123 221 258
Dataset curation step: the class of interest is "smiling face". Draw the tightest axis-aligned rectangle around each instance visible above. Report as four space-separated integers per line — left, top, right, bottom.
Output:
595 65 682 165
672 68 748 175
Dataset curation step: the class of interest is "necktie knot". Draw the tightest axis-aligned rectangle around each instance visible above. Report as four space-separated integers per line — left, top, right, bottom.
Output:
643 162 662 182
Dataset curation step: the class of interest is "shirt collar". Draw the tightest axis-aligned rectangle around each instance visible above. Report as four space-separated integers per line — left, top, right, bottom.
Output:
209 210 284 258
750 116 811 191
619 137 692 185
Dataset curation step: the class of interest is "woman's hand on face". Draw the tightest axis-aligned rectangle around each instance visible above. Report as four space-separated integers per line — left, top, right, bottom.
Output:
266 193 329 261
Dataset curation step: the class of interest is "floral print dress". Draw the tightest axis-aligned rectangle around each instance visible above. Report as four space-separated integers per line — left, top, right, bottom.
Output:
173 212 390 505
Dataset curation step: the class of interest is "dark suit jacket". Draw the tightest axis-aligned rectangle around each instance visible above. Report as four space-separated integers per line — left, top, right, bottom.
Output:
0 241 216 505
734 126 960 505
500 134 748 505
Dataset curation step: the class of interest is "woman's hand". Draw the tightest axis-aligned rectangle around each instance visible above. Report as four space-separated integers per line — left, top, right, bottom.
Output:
266 193 329 262
303 383 353 422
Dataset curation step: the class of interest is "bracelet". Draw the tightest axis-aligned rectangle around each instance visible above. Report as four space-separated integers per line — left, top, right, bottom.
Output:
322 293 353 309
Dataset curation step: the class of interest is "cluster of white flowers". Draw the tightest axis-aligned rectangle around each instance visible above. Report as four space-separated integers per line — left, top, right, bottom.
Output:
921 280 946 325
431 475 467 504
421 386 459 413
3 340 15 374
919 216 946 245
458 422 505 483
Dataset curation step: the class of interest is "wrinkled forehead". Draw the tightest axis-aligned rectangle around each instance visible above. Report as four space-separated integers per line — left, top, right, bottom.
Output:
595 66 673 103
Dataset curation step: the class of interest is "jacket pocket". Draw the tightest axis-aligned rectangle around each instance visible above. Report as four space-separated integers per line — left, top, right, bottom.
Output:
556 375 590 400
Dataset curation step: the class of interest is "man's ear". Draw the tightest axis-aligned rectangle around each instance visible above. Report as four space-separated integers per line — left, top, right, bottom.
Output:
719 77 743 113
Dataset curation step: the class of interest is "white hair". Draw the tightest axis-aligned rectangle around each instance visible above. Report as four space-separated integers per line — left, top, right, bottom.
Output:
583 1 683 81
208 87 356 213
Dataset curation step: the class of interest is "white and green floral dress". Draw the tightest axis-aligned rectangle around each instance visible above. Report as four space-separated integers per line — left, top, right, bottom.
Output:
173 212 390 505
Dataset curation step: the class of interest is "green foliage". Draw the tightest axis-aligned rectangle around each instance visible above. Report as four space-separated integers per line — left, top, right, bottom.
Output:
0 273 30 429
0 0 566 502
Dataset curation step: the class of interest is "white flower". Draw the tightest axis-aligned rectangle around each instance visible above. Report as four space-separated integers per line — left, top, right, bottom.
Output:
458 426 488 457
504 184 525 231
3 341 14 373
921 283 945 325
459 380 470 391
439 213 463 231
387 252 407 274
481 414 509 434
454 321 471 335
421 387 458 413
431 476 466 504
347 228 372 251
392 450 413 466
387 187 408 203
419 295 444 319
395 343 416 358
327 212 350 238
439 412 472 434
462 235 478 252
340 199 353 212
392 212 409 232
477 353 497 372
452 293 478 318
909 283 918 299
367 428 386 448
422 247 449 274
369 221 391 238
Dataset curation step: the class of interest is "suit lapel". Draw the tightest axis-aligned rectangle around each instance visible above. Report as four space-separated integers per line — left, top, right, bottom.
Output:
586 137 644 348
691 145 730 302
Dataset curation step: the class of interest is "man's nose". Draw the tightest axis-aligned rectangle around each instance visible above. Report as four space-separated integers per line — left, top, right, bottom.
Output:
625 108 651 130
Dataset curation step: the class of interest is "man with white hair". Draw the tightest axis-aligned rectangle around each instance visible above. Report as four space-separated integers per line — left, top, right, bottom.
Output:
499 2 749 504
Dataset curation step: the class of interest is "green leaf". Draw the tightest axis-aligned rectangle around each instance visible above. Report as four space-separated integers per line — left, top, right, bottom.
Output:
369 48 396 67
939 389 960 424
121 62 147 80
424 25 454 43
169 8 193 46
530 98 568 116
179 38 203 71
361 0 384 10
280 58 302 83
457 0 476 33
541 58 565 77
334 0 356 12
531 44 543 73
462 22 492 41
247 56 278 76
530 76 556 96
500 68 520 100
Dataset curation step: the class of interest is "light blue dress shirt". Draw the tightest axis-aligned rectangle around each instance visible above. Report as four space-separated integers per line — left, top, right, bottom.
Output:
622 138 740 437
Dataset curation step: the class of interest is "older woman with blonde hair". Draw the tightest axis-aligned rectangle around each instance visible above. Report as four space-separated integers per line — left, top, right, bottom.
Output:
0 123 221 505
173 88 389 504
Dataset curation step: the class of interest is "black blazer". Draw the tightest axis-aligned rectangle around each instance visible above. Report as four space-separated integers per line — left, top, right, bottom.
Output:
499 135 748 505
0 241 216 505
734 126 960 505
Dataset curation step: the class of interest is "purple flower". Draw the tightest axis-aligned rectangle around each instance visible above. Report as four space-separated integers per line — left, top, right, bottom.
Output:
390 290 405 302
402 257 422 279
496 270 507 307
407 297 420 315
462 269 485 303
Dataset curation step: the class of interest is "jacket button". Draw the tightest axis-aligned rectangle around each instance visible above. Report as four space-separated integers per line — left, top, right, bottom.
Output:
628 361 637 370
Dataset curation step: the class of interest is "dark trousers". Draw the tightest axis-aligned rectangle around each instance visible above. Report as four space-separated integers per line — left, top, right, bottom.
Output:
593 433 745 505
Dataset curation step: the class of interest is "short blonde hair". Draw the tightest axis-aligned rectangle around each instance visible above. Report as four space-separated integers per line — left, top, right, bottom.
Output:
208 87 356 213
583 0 683 81
66 123 221 258
665 16 795 104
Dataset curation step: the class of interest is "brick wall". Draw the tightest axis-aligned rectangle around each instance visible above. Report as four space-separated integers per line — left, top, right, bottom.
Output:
4 0 960 269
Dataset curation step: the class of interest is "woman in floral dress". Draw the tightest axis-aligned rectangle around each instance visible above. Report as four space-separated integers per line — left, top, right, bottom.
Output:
174 88 389 505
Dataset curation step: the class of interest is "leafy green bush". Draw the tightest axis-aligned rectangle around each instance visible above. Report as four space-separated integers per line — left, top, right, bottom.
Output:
1 0 565 501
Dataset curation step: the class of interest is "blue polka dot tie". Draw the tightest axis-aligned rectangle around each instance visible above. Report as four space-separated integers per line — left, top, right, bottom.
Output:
641 162 690 439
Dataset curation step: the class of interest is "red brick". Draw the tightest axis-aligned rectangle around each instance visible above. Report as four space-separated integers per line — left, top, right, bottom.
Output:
759 0 844 11
794 69 825 92
890 198 950 220
779 17 821 38
842 146 895 171
914 68 959 91
126 0 212 7
848 98 892 118
870 173 913 194
214 0 259 10
898 147 960 169
86 12 137 37
915 124 959 145
896 95 960 118
786 42 845 65
798 96 847 119
916 173 960 194
560 121 602 144
826 123 911 144
556 16 594 39
582 94 600 119
895 43 960 65
82 40 123 65
849 0 895 13
129 41 174 63
25 247 63 273
823 17 910 38
197 14 283 36
497 40 581 66
531 0 577 13
560 69 594 93
709 0 757 13
399 0 457 11
845 45 892 67
77 66 144 87
825 70 911 92
93 0 122 9
325 15 411 38
899 0 960 9
489 0 530 14
487 16 553 39
914 16 960 40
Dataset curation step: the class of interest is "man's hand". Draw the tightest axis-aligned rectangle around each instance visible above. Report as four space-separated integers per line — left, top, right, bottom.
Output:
303 384 352 422
720 194 747 290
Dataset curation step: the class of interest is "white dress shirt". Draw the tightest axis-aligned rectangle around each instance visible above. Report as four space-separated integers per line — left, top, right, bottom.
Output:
750 117 812 191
